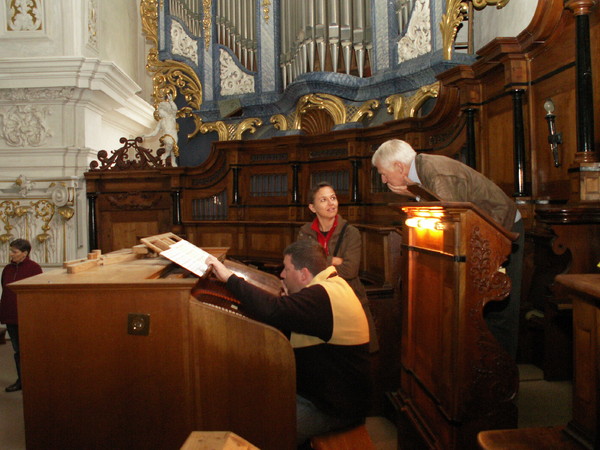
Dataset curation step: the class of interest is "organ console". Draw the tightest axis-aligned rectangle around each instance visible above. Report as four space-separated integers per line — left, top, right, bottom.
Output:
12 247 296 450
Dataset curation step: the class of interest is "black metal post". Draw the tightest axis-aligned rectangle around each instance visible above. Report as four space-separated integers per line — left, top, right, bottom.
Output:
171 189 182 225
465 108 477 169
87 192 98 251
232 166 240 204
351 159 360 203
574 12 595 156
292 163 300 204
511 89 528 197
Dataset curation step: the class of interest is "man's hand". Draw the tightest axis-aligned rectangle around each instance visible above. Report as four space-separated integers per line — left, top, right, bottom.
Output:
331 256 344 266
205 255 233 282
280 280 288 296
386 183 418 198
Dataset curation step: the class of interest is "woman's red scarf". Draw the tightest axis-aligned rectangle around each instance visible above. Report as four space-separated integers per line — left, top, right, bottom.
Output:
311 215 338 255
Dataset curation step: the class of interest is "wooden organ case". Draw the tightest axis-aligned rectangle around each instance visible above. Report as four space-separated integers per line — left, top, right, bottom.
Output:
11 252 296 450
391 203 519 449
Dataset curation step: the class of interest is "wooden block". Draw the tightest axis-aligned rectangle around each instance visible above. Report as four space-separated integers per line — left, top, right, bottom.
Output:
132 244 150 255
180 431 258 450
66 259 100 274
100 252 138 266
310 424 375 450
63 257 87 268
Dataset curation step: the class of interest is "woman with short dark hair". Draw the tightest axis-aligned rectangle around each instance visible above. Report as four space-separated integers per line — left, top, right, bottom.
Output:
1 238 43 392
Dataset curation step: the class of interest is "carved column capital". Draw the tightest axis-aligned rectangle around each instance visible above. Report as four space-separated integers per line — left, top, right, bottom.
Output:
565 0 597 15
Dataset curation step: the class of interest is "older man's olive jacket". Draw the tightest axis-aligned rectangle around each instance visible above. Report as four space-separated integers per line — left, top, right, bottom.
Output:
415 153 518 230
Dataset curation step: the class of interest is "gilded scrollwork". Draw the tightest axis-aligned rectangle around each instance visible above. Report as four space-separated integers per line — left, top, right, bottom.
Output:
294 94 347 128
441 0 511 60
348 100 380 123
405 82 440 117
196 118 263 141
0 201 17 244
140 0 158 45
386 94 405 120
141 0 203 111
440 0 467 61
472 0 510 9
32 200 55 244
270 94 379 131
0 177 79 264
270 114 289 131
385 82 439 119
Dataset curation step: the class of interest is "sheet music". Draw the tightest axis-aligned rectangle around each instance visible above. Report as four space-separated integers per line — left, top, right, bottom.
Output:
160 239 212 277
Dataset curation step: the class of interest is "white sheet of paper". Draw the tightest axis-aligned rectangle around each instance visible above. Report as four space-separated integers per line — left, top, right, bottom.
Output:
160 239 211 277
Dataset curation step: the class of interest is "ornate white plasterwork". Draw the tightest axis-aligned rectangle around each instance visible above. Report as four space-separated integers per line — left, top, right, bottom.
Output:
0 104 52 147
171 20 198 65
0 175 81 265
397 0 431 63
7 0 43 32
0 87 75 102
219 49 255 96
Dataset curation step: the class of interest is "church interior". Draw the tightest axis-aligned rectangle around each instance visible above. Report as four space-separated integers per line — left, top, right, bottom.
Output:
0 0 599 449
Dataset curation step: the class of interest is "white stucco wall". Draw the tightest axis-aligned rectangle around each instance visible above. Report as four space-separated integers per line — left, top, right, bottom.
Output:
473 0 538 51
98 0 153 101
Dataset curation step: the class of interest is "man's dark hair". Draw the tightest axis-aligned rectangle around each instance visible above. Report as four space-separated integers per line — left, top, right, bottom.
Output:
10 238 32 254
309 181 334 204
283 240 328 276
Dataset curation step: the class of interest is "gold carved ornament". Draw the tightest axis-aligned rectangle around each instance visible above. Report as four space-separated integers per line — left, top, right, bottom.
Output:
263 0 271 23
0 201 17 244
385 82 440 120
140 0 202 121
441 0 511 61
32 200 55 244
441 0 468 61
405 82 440 118
270 94 379 131
190 118 264 141
202 0 211 49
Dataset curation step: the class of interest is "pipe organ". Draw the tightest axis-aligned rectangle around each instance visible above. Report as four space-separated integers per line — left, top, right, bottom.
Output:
216 0 257 71
169 0 203 38
279 0 374 86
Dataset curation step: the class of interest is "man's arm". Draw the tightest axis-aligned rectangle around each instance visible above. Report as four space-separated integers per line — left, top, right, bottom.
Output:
206 255 333 339
205 254 233 282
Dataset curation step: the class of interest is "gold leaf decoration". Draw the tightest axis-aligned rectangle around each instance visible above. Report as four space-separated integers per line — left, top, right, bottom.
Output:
440 0 468 61
472 0 510 9
293 94 346 129
349 99 380 123
270 114 289 131
386 94 405 120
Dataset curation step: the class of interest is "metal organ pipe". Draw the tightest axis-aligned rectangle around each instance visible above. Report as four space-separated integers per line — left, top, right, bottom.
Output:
279 0 372 81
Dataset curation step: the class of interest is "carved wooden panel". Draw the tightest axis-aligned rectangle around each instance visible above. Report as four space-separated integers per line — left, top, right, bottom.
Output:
395 203 518 449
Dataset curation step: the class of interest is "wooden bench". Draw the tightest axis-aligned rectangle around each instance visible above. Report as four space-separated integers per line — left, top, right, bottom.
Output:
310 424 375 450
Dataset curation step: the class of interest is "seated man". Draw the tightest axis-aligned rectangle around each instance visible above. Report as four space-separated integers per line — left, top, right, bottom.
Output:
206 240 371 447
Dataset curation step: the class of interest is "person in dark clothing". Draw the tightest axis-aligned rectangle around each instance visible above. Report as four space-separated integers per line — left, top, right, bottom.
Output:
1 239 43 392
206 240 371 447
297 181 378 352
372 139 524 359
